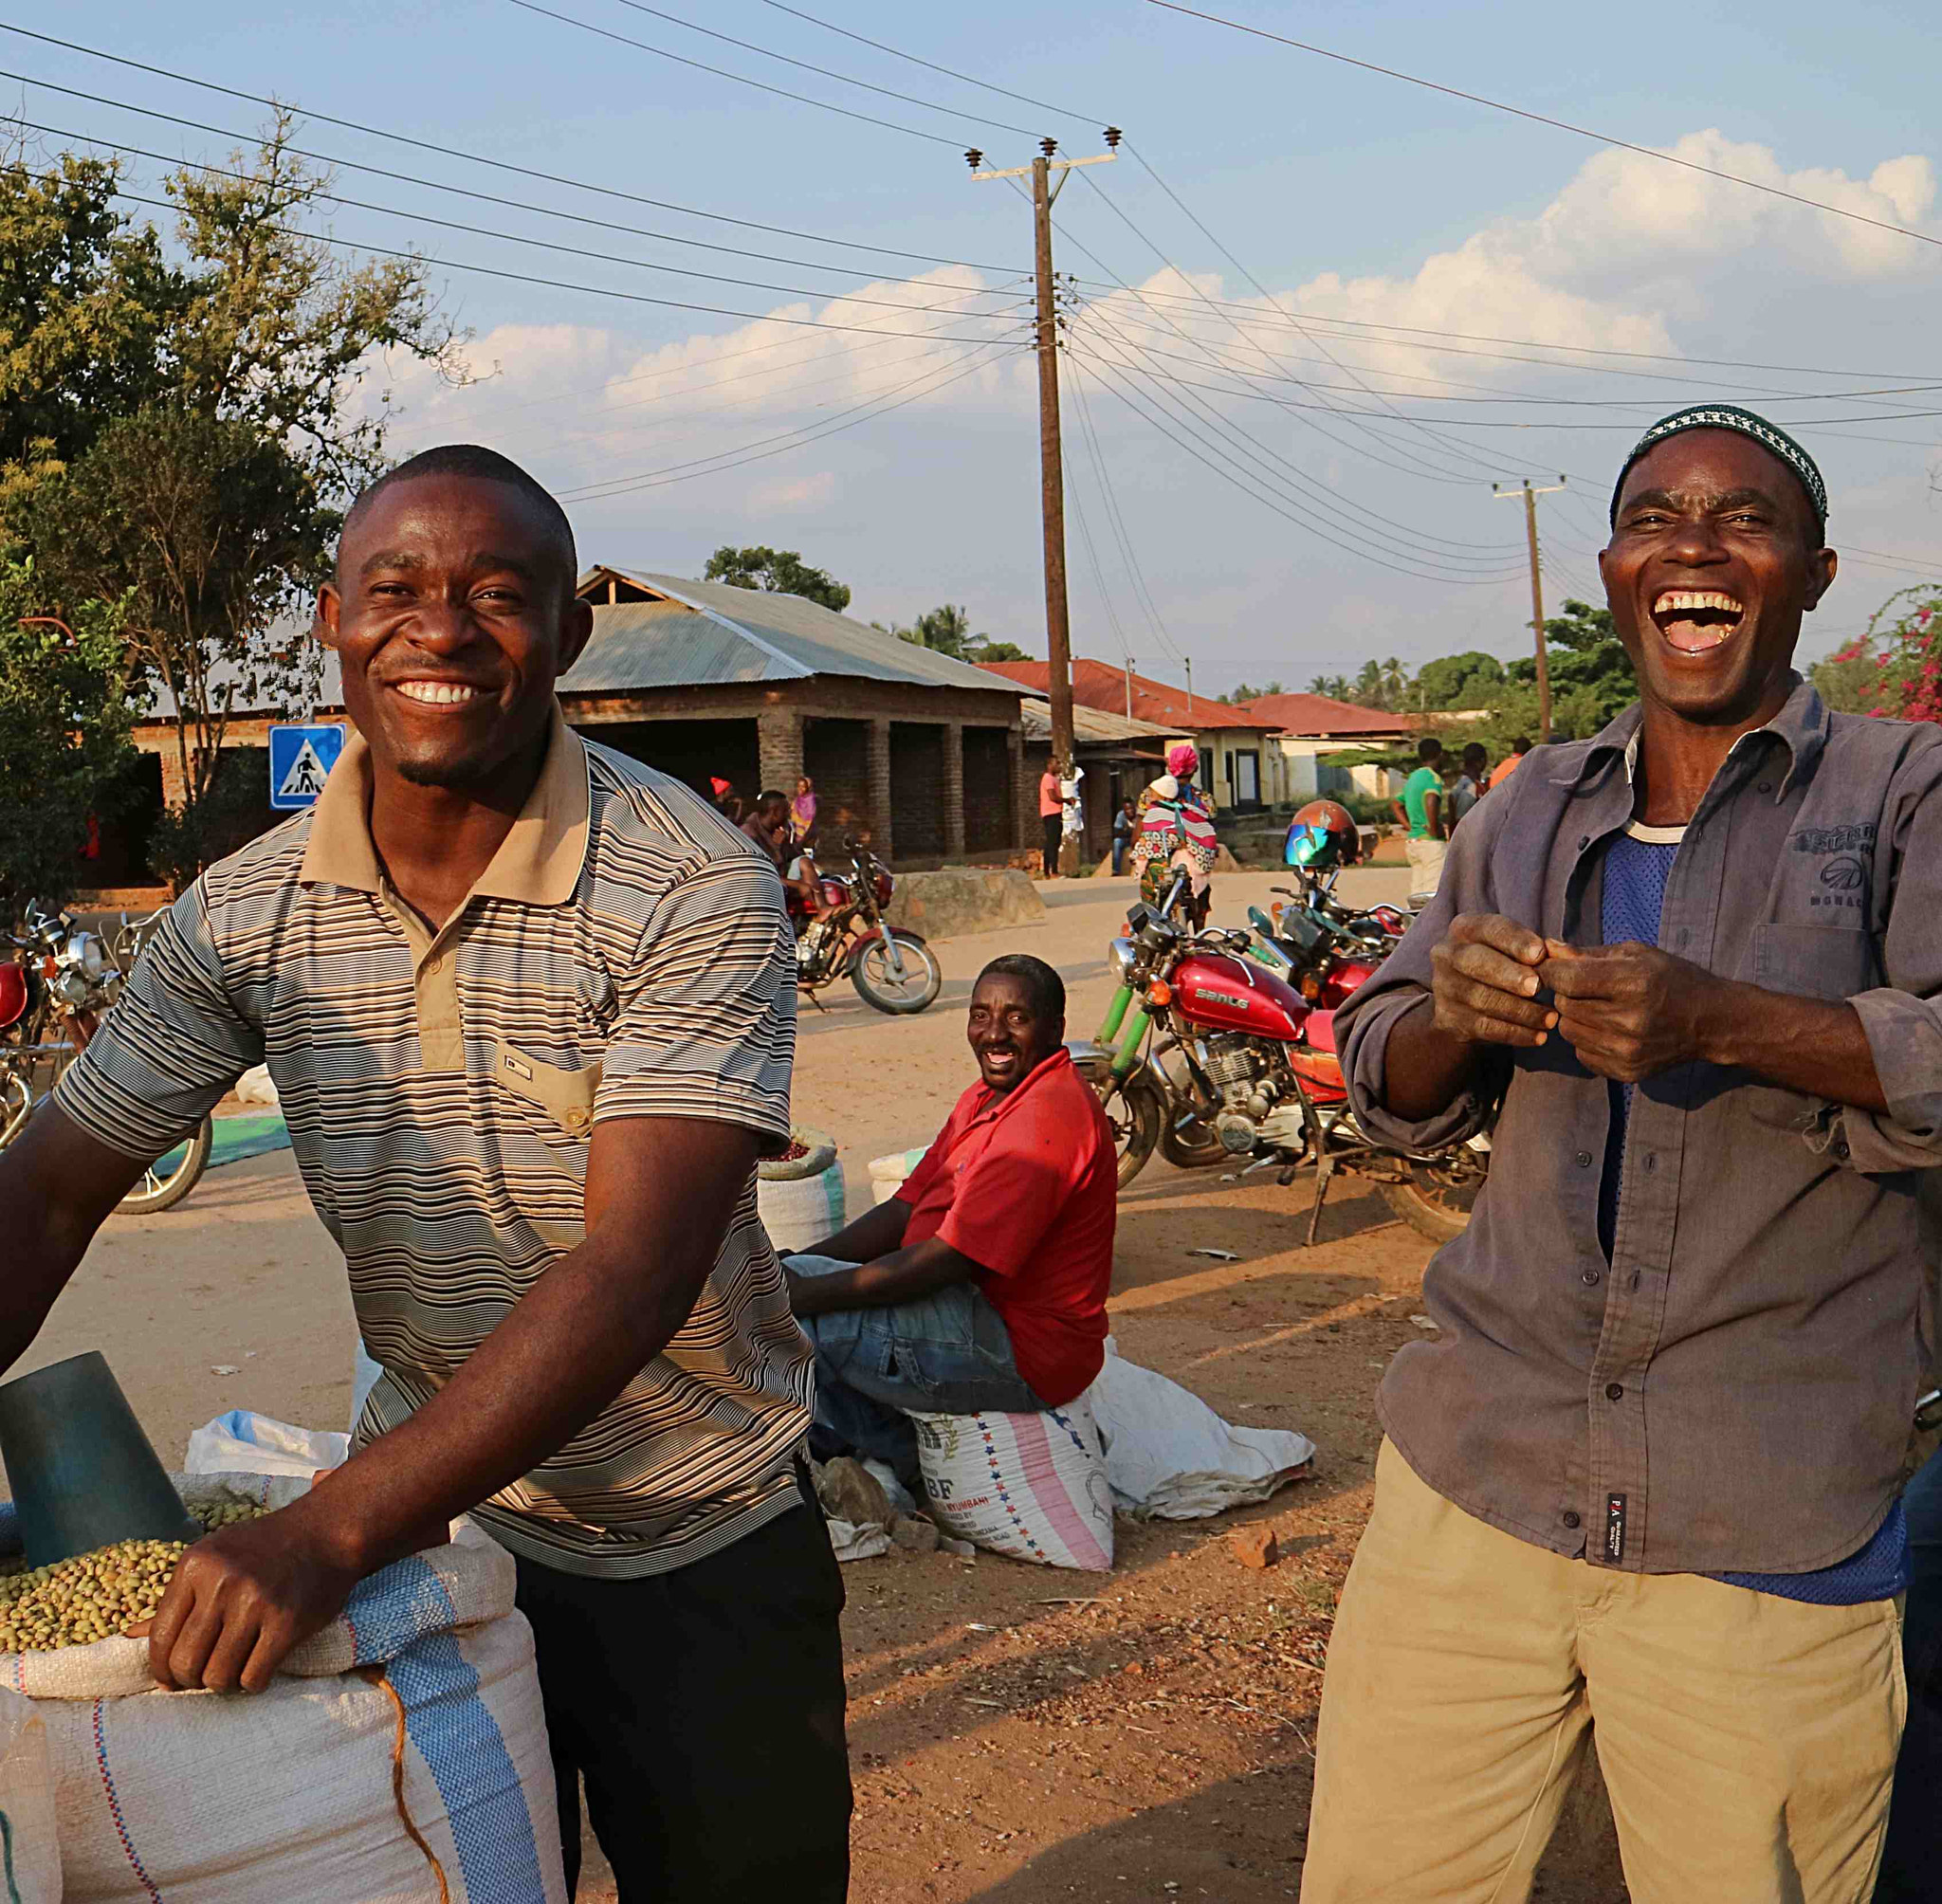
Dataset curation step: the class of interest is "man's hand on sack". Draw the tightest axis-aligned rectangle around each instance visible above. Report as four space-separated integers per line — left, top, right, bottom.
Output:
135 1496 365 1693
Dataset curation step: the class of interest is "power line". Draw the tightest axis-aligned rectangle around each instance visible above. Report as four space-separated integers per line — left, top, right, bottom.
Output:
1074 345 1530 585
19 115 1032 320
1 68 1028 290
504 0 965 146
1070 298 1528 560
555 343 1010 502
1145 1 1942 254
756 0 1100 125
0 24 1018 271
606 0 1049 139
103 186 1031 342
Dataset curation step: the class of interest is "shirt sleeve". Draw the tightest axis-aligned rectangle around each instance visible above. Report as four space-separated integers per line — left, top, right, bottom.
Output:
1338 784 1515 1153
1834 740 1942 1175
594 847 797 1152
935 1114 1072 1277
50 883 263 1160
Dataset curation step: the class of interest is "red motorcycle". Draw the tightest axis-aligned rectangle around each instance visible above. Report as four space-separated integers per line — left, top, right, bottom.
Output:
1073 895 1489 1243
786 837 943 1015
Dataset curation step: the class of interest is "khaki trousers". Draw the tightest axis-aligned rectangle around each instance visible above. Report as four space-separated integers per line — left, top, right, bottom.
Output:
1300 1441 1904 1904
1405 836 1447 905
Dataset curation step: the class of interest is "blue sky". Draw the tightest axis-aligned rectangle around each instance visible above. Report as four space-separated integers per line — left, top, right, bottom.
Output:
15 0 1941 689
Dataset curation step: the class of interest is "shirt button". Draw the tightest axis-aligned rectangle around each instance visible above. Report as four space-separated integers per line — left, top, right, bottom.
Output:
1578 834 1591 851
1562 1511 1582 1529
424 956 443 976
564 1108 591 1133
1605 1382 1624 1401
1675 928 1691 949
1581 1268 1601 1287
1644 1154 1657 1173
1758 781 1773 795
1575 1150 1593 1168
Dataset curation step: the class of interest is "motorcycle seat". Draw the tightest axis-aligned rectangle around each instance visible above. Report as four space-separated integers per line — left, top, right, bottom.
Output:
1305 1009 1339 1054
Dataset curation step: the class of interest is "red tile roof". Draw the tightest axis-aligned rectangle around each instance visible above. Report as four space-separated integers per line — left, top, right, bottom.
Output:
977 659 1283 730
1230 692 1421 737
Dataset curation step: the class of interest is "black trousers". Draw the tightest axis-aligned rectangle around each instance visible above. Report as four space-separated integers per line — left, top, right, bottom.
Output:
514 1490 852 1902
1041 813 1062 876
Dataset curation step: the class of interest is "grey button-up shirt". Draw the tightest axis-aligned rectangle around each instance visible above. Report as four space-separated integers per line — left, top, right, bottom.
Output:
1340 678 1942 1574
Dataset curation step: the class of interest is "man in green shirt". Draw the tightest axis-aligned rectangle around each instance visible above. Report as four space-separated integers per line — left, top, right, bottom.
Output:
1392 735 1447 905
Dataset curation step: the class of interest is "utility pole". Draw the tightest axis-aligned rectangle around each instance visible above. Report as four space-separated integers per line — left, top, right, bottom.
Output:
971 131 1120 873
1124 655 1135 719
1184 656 1195 718
1492 476 1566 743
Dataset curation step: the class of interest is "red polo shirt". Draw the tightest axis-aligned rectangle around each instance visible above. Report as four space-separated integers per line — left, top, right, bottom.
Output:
895 1049 1117 1405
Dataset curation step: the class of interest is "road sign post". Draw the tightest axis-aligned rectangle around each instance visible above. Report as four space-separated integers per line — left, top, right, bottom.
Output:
268 723 346 811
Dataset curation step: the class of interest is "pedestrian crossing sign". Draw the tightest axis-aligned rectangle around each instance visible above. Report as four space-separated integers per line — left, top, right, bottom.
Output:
268 723 346 810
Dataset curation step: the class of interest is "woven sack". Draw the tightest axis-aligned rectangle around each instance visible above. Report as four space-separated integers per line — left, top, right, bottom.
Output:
909 1400 1114 1570
756 1126 846 1254
1 1474 565 1904
0 1687 62 1901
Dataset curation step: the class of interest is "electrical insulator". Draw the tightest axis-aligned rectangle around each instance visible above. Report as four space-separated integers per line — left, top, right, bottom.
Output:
964 148 984 171
1039 137 1059 158
1103 126 1123 149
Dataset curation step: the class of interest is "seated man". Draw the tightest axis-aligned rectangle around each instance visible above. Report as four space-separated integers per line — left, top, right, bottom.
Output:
786 954 1116 1483
741 786 822 917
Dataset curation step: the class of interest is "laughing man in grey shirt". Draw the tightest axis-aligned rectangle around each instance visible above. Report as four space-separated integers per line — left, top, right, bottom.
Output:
1300 407 1942 1902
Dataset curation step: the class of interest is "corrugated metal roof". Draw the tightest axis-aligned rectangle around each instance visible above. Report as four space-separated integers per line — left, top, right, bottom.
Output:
1018 698 1191 744
572 567 1027 693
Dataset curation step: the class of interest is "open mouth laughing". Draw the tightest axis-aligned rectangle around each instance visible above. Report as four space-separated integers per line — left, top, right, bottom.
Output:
1651 589 1746 654
393 679 492 708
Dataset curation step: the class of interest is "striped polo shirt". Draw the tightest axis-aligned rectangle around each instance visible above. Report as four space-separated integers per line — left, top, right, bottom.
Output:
54 707 813 1579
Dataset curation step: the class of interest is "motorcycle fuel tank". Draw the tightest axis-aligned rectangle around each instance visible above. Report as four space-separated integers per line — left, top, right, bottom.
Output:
1170 952 1310 1040
1319 959 1379 1011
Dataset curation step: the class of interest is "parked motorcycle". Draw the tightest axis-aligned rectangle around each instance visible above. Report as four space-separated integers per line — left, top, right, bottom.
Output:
1 901 211 1212
1071 888 1489 1243
1245 866 1406 1006
788 838 943 1016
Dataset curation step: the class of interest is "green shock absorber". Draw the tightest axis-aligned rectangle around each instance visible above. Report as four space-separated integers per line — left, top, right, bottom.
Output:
1096 983 1131 1045
1111 998 1151 1078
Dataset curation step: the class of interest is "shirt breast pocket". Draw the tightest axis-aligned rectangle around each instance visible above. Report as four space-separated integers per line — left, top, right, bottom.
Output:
1750 922 1880 1003
491 1039 602 1139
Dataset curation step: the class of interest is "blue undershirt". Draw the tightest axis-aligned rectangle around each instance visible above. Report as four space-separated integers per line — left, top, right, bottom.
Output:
1597 823 1908 1603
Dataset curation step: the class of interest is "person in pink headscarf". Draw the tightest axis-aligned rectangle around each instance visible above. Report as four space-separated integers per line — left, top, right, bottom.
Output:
1132 742 1218 925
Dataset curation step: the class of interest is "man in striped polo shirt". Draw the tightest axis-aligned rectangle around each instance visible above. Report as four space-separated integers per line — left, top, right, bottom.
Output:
0 446 850 1899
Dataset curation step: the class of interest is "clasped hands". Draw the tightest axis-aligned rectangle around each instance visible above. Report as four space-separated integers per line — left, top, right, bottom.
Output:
1430 913 1723 1084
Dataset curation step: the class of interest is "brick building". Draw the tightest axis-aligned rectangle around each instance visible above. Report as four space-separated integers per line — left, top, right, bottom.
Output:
106 567 1031 894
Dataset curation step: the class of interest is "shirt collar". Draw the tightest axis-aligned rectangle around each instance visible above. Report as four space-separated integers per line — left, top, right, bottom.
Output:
300 702 591 905
965 1048 1073 1124
1554 673 1828 803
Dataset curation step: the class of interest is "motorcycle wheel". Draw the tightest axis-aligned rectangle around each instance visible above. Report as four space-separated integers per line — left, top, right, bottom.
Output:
1072 1053 1163 1189
851 933 942 1015
1379 1153 1486 1244
119 1115 212 1215
1159 1108 1227 1171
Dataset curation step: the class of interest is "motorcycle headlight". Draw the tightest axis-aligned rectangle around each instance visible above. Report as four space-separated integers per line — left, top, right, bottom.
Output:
1107 937 1136 984
68 934 108 982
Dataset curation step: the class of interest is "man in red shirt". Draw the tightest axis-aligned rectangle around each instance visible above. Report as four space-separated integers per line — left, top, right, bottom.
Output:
786 954 1117 1481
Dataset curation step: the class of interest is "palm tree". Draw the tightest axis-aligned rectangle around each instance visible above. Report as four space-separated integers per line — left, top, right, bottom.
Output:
1381 656 1408 709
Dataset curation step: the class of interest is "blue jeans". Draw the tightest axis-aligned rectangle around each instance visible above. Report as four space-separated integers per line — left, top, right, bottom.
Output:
790 1253 1044 1486
1875 1445 1942 1900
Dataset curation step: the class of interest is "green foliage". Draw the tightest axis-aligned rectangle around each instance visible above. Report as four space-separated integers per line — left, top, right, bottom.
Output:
1810 584 1942 722
0 556 137 917
1307 674 1352 700
27 403 327 817
1223 678 1284 704
0 119 465 864
1348 655 1411 711
705 544 852 613
886 601 1029 663
1412 650 1505 710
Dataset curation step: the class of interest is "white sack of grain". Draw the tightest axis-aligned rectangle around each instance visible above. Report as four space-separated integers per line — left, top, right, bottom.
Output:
0 1687 63 1901
0 1474 564 1904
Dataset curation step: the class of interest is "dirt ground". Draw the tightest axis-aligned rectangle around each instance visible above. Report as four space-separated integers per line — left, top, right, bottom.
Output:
16 867 1623 1902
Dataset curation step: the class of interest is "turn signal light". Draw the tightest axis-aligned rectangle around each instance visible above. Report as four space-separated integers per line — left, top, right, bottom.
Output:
1146 979 1173 1008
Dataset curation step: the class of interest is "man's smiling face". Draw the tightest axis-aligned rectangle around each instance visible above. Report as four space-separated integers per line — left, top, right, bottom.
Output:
966 973 1062 1095
319 473 593 790
1600 430 1837 727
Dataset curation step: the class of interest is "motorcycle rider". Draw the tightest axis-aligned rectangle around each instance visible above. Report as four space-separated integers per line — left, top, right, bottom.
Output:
742 788 824 919
1306 405 1942 1899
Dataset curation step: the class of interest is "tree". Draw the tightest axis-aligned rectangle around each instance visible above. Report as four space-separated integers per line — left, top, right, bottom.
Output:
1223 678 1284 704
1812 583 1942 721
1413 650 1505 711
1 120 466 870
705 544 852 613
1308 674 1352 700
28 404 325 850
0 556 137 917
889 602 1029 663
